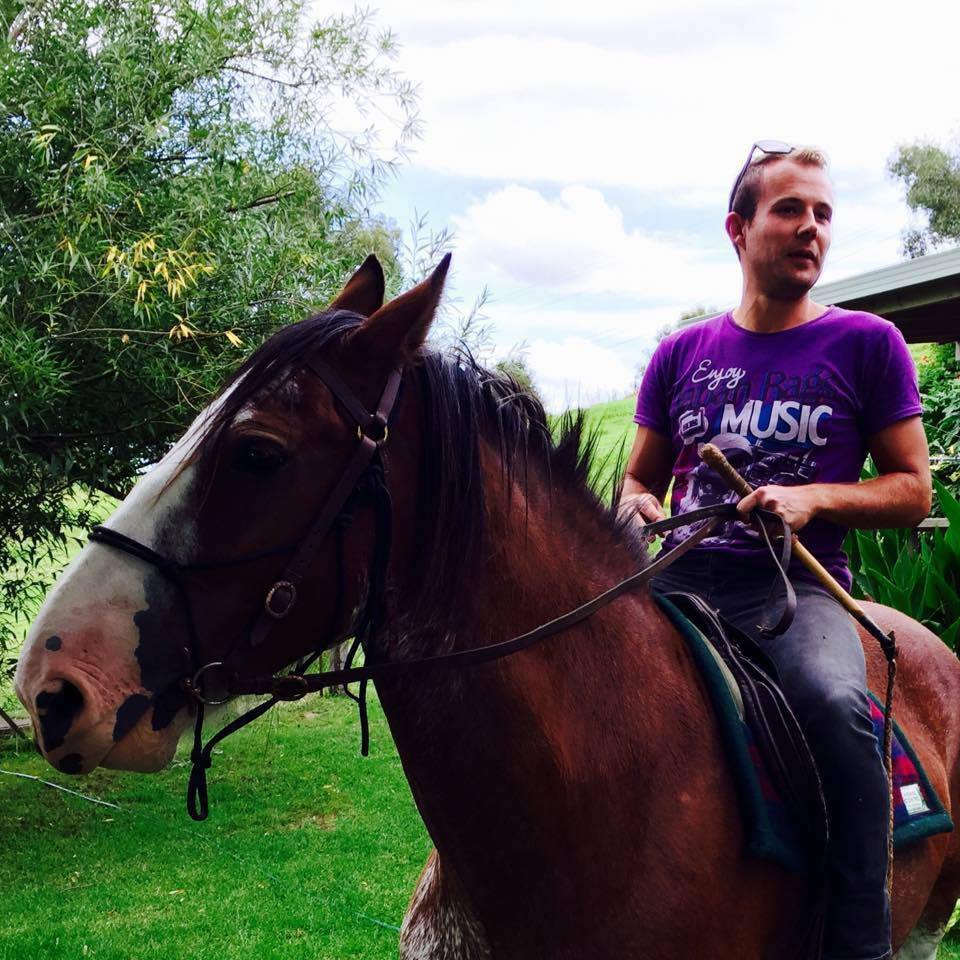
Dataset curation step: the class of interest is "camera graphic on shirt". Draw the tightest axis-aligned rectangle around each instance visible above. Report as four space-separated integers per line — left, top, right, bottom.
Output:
678 407 709 446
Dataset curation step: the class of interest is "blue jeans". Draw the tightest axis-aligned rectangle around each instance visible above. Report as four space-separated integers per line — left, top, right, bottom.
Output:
651 552 891 960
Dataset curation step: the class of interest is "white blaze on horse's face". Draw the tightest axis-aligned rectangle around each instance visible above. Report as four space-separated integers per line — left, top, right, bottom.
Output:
14 403 215 776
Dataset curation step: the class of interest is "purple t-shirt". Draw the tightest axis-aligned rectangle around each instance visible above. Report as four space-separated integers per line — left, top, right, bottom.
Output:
634 307 922 590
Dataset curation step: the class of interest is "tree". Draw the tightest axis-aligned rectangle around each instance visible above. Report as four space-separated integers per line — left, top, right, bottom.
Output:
495 348 542 404
914 343 960 495
677 304 719 324
888 141 960 258
0 0 419 653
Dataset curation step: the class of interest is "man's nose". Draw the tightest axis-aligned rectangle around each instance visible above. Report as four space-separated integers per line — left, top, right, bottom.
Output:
797 209 819 237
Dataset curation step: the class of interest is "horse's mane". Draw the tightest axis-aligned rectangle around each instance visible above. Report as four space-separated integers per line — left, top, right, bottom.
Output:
193 308 638 632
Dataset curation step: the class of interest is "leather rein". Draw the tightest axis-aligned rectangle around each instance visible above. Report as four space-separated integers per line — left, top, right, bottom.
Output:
87 361 797 821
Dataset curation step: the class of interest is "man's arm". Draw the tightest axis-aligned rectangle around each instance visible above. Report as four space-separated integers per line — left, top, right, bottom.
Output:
737 416 931 531
618 426 674 524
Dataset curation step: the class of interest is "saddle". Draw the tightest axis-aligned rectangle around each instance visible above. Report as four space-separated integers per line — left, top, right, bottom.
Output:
658 590 830 873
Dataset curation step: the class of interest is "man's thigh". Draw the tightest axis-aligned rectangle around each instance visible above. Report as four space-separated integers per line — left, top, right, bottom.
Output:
723 584 869 734
651 559 869 727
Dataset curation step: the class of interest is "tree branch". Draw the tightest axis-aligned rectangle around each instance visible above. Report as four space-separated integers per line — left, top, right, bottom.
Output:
0 704 27 740
226 190 297 213
222 64 309 89
93 482 128 501
22 417 158 442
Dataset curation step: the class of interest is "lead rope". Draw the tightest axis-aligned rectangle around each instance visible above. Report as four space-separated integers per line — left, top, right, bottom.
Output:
187 695 280 820
882 638 898 897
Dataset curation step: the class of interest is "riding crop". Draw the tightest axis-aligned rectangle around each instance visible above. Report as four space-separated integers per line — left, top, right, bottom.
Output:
699 442 898 892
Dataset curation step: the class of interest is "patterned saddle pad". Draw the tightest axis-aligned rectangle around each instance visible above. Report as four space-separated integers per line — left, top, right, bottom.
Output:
655 592 953 873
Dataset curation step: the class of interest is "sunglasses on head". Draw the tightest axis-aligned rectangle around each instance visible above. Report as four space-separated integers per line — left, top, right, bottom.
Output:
728 140 794 212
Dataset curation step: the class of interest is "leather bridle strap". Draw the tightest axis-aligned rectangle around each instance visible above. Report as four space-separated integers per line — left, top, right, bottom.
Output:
247 364 402 647
306 356 397 443
227 502 796 698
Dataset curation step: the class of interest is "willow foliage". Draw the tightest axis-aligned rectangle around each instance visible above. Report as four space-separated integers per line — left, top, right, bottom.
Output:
0 0 418 653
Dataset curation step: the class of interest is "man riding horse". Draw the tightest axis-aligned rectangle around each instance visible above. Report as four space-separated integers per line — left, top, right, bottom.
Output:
619 142 931 960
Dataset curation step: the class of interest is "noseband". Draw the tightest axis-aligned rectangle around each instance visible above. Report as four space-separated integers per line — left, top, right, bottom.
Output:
88 355 799 821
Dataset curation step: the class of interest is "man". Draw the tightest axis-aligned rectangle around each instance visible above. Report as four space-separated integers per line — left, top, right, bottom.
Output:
620 142 931 959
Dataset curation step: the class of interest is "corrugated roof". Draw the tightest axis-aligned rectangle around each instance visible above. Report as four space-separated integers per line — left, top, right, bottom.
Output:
812 245 960 304
678 246 960 341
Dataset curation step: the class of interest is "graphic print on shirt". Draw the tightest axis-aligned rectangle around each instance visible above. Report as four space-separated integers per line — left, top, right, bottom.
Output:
670 359 838 545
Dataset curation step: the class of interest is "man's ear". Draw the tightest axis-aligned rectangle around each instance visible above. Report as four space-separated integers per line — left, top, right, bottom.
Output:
347 254 451 364
329 254 386 317
725 212 746 256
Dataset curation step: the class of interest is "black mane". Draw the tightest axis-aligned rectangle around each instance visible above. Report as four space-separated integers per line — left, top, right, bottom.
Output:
195 308 630 633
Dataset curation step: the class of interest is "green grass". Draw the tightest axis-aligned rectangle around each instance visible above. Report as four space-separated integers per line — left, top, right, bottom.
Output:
0 696 431 960
577 394 636 497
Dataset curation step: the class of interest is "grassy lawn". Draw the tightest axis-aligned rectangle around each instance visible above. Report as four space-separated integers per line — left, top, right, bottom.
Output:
0 696 432 960
578 394 636 498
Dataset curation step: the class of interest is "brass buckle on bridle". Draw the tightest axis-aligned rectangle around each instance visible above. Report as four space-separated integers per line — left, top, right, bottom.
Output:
358 413 388 445
182 661 232 706
272 674 309 701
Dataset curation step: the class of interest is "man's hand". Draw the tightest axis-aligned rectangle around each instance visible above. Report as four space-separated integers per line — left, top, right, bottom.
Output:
736 484 821 532
617 491 667 531
619 426 672 534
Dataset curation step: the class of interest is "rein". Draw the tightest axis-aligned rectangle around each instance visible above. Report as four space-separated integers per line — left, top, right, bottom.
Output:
88 362 798 821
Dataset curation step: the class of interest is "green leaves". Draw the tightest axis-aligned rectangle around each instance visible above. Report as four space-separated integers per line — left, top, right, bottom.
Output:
846 480 960 652
888 141 960 257
0 0 418 657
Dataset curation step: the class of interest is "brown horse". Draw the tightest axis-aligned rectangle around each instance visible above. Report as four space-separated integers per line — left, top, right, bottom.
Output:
15 256 960 959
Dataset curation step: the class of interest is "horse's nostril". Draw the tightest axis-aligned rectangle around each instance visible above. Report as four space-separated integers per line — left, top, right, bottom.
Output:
35 679 85 753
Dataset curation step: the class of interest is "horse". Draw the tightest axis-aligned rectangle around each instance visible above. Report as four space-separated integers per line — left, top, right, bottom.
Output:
15 255 960 959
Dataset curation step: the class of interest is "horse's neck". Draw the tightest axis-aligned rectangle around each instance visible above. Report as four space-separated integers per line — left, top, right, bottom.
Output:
377 453 697 923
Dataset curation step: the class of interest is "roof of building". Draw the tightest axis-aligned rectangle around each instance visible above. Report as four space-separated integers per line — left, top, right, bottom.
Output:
680 246 960 343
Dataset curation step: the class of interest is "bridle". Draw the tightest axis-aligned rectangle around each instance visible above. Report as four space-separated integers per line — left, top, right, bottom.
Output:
88 356 797 821
90 355 403 819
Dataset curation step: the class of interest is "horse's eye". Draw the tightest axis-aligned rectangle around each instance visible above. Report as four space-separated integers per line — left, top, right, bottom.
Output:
231 437 288 476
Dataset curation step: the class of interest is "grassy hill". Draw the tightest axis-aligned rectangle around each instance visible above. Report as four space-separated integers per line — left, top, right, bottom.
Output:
570 394 636 501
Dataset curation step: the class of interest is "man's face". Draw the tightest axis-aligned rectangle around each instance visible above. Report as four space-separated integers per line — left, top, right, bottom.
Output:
732 159 834 301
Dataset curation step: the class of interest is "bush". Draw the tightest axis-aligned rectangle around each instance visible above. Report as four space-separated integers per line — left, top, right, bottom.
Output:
846 478 960 652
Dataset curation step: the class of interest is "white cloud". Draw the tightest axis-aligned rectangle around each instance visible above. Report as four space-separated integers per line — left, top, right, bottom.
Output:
522 336 635 412
354 0 960 194
451 183 738 301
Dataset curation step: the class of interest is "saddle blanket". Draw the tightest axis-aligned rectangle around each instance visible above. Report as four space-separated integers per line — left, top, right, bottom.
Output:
655 594 954 873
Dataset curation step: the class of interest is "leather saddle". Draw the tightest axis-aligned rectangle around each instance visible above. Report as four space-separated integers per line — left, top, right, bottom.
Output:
662 590 830 870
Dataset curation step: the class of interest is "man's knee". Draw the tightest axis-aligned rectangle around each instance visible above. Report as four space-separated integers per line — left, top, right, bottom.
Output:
789 681 874 752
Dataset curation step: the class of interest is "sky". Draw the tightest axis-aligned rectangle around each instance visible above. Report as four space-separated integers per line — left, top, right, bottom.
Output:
316 0 960 410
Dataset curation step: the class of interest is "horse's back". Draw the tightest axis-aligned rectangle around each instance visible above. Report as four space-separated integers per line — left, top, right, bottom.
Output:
860 601 960 769
859 602 960 948
861 601 960 812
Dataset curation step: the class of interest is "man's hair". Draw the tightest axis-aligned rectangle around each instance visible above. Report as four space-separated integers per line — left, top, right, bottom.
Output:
730 145 829 223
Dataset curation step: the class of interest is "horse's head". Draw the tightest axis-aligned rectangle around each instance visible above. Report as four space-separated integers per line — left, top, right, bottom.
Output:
15 254 451 776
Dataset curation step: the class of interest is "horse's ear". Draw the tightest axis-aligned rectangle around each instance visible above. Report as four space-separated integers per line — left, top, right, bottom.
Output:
349 254 450 362
328 254 386 317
